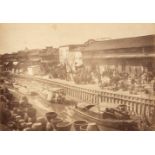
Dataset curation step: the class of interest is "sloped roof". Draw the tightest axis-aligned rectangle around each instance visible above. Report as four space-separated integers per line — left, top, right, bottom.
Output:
59 44 84 50
82 35 155 51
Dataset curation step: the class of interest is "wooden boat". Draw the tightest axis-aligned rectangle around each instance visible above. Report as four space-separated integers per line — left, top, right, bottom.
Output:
32 87 76 105
74 103 139 130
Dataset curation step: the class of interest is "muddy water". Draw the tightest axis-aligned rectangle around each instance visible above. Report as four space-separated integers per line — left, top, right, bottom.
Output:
30 95 116 130
11 87 116 131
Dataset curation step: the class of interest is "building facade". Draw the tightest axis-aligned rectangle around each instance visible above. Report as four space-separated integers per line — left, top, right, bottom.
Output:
59 44 83 71
81 35 155 74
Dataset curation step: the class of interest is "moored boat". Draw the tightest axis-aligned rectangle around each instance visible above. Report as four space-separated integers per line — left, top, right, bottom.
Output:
74 103 139 130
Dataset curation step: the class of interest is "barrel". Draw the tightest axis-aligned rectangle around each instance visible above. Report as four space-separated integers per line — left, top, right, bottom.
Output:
16 109 23 116
45 112 57 122
13 107 18 114
23 127 32 131
56 122 72 131
17 119 25 130
52 118 63 128
20 122 26 129
37 117 46 124
0 124 10 131
18 119 25 124
73 120 88 131
15 115 22 122
25 122 33 128
87 123 100 131
46 122 54 131
12 101 19 107
12 113 18 119
36 117 47 130
80 124 88 131
7 121 16 130
32 123 43 131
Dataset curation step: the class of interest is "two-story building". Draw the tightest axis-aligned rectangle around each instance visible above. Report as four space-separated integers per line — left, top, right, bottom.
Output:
81 35 155 74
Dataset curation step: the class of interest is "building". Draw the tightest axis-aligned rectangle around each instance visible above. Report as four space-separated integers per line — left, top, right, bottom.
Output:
40 46 59 65
27 65 41 75
26 49 42 65
81 35 155 74
59 44 84 71
58 44 84 81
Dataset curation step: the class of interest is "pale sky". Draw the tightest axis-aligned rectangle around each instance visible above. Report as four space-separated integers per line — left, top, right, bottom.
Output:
0 23 155 54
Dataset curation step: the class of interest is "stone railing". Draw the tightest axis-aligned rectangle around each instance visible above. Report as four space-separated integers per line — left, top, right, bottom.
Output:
14 74 155 118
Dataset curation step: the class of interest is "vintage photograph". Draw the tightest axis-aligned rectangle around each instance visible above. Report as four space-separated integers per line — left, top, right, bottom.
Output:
0 23 155 131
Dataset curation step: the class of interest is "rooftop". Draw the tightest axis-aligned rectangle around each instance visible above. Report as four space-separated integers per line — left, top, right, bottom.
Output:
59 44 84 50
82 35 155 51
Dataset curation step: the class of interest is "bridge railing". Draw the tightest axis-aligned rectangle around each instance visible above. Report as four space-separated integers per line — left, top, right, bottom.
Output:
14 75 155 118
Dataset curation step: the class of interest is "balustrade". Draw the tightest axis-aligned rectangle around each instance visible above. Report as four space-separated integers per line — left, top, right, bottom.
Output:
14 75 155 118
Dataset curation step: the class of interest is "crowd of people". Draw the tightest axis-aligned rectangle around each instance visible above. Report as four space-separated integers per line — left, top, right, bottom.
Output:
98 68 155 95
41 63 155 96
1 53 155 96
4 59 155 96
4 60 154 96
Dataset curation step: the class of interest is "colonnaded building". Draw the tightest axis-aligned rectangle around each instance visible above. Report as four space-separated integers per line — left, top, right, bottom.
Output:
59 34 155 75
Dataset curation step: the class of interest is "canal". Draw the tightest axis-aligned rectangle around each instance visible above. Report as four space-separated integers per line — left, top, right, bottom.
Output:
11 84 116 131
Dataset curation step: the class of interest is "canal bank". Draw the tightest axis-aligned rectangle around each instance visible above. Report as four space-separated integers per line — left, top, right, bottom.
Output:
11 85 116 131
14 74 155 121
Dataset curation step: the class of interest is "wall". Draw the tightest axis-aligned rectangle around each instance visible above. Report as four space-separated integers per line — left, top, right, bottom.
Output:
59 46 69 64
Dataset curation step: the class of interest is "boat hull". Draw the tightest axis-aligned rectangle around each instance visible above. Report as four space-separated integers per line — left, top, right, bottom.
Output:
74 108 138 130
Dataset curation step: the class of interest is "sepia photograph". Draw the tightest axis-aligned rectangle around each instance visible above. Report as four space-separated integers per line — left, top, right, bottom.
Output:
0 23 155 131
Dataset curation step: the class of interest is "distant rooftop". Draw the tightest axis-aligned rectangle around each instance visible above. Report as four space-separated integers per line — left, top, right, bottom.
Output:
82 34 155 51
59 44 84 49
